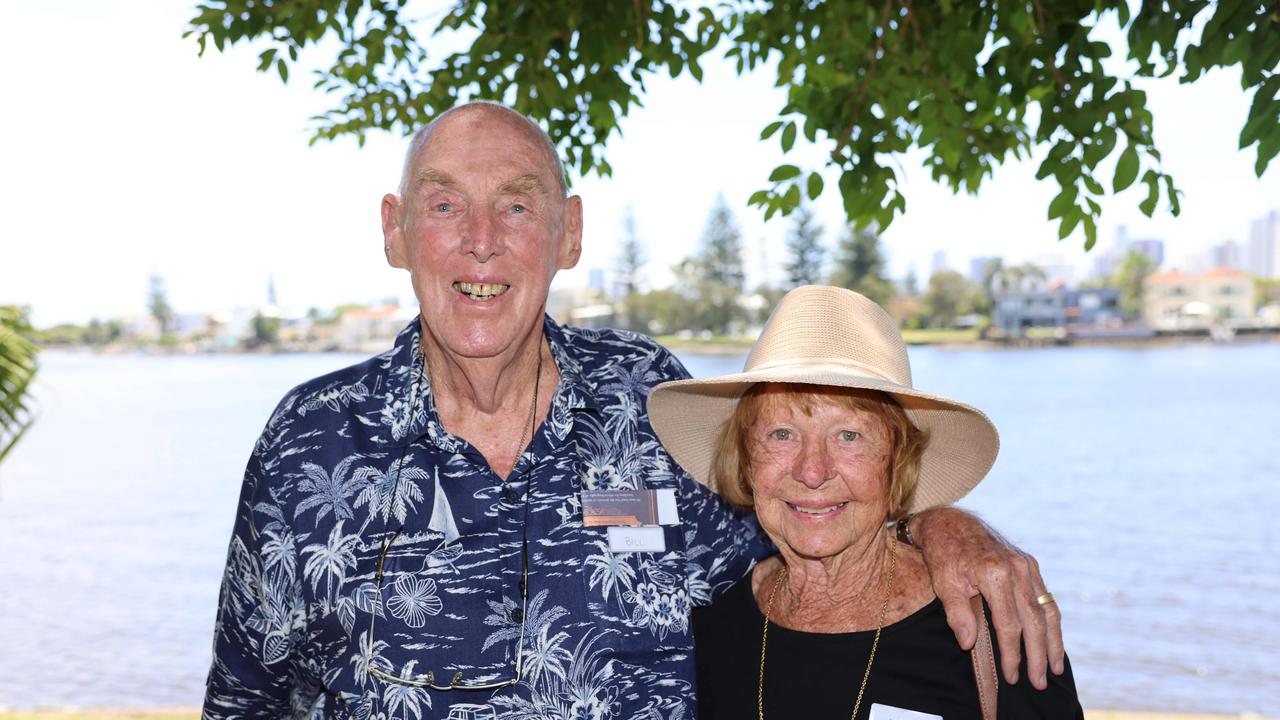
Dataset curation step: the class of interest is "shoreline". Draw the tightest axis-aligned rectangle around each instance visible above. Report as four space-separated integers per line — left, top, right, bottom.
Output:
658 332 1280 354
1 710 1276 720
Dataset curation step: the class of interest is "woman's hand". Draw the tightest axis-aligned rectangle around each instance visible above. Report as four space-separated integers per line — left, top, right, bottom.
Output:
912 507 1065 689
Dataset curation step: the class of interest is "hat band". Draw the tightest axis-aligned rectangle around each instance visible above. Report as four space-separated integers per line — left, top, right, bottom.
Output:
746 356 906 386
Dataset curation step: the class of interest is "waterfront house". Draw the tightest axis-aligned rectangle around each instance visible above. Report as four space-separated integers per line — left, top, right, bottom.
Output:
1142 267 1255 331
991 280 1124 336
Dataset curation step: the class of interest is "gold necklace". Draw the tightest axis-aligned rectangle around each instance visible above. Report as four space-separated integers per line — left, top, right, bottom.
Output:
757 538 898 720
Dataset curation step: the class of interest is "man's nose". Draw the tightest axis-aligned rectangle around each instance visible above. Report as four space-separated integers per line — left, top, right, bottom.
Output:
794 437 833 489
462 208 503 261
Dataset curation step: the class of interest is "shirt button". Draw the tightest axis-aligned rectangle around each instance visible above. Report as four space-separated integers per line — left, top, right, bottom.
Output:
509 606 524 624
501 487 519 504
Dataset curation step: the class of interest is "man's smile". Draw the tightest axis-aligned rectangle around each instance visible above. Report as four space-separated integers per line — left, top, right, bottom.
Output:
453 281 510 300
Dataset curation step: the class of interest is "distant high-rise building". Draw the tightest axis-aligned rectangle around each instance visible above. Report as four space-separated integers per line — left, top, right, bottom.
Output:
1209 239 1243 271
587 267 606 291
970 256 997 284
267 274 278 307
931 250 949 276
1248 210 1279 278
1128 238 1165 267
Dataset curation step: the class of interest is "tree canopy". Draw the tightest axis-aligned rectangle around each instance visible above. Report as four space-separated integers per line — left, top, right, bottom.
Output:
783 204 826 288
188 1 1280 249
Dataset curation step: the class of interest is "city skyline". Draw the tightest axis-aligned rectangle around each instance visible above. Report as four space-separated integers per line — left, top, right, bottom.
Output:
4 0 1280 327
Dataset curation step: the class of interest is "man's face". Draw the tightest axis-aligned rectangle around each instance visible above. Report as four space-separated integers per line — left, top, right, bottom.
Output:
384 108 582 362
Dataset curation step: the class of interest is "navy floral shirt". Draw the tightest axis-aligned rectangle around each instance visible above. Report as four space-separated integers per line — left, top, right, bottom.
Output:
204 317 766 720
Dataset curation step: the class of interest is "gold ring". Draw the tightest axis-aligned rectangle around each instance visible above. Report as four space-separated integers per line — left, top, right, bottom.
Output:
1036 591 1056 606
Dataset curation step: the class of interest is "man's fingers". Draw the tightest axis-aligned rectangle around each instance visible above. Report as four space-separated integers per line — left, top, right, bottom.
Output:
1027 557 1066 676
1013 555 1050 689
979 563 1025 685
936 582 979 650
1043 600 1065 675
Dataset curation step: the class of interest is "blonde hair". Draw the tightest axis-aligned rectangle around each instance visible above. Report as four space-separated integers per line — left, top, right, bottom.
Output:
710 383 929 519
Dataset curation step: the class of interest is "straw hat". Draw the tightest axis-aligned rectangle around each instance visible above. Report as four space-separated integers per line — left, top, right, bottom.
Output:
648 285 999 513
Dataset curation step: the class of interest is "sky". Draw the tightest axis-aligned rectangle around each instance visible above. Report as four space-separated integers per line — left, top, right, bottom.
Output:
2 0 1278 327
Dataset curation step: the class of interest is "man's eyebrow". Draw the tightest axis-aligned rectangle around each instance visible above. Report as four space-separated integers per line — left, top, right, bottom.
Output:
498 174 548 197
413 168 457 190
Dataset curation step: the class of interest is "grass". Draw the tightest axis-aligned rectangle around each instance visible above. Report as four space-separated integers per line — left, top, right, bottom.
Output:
657 328 986 349
899 327 982 344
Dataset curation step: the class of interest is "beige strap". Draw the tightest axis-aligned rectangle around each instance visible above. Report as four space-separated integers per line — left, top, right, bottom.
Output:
970 595 998 720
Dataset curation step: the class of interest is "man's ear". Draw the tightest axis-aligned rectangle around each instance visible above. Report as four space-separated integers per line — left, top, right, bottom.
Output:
380 193 408 269
558 195 583 270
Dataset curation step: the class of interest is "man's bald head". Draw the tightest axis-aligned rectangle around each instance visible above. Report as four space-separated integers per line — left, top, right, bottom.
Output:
397 102 568 200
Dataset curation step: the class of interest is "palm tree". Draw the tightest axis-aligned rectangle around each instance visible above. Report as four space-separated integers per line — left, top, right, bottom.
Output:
295 455 373 527
584 540 637 615
354 456 427 526
0 306 38 465
382 659 430 720
301 521 359 606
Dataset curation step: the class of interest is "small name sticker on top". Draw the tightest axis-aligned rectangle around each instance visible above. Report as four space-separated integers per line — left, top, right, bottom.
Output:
582 488 679 527
867 704 943 720
607 526 666 553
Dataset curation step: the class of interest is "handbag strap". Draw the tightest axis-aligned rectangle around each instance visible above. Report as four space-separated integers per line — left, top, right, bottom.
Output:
969 595 999 720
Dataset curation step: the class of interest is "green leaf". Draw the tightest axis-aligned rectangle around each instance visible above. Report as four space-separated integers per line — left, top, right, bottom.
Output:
1047 185 1078 220
1113 145 1139 192
1139 171 1160 217
761 121 784 140
782 183 801 210
276 58 289 83
1058 209 1081 239
257 48 277 72
769 164 801 182
807 172 824 200
1083 214 1098 250
1164 174 1182 215
781 122 797 152
748 189 770 206
688 57 703 82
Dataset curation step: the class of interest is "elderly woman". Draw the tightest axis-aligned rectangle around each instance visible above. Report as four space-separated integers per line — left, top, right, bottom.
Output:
649 286 1082 720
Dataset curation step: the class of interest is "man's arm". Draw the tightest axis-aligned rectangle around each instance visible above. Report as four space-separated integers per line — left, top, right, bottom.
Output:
909 507 1065 690
203 446 308 718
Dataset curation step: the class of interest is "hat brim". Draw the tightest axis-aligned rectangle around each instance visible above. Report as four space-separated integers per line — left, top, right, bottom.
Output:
648 362 999 514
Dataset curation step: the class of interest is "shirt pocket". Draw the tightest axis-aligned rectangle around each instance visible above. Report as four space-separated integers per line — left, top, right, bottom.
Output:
577 520 692 646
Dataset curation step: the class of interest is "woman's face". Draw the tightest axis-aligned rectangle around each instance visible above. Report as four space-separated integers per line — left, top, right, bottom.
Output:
746 388 894 562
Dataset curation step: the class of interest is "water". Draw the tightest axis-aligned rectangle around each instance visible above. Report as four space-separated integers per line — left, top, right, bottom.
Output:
0 344 1277 713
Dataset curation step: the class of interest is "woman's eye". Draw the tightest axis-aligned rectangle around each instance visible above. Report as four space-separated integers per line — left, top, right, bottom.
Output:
510 203 527 214
838 430 862 442
767 428 792 441
433 202 453 213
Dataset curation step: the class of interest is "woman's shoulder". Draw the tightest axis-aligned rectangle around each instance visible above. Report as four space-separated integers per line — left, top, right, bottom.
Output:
693 571 760 633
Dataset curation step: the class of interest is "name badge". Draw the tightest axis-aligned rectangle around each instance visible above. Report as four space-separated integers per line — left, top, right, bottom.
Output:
868 704 943 720
582 488 679 527
607 526 666 553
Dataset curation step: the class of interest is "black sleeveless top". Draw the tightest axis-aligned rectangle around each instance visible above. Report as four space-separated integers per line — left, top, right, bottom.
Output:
693 573 1084 719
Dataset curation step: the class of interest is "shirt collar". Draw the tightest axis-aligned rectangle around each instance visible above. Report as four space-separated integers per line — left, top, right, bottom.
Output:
381 315 602 448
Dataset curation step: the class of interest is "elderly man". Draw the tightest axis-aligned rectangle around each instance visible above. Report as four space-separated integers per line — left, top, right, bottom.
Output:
204 102 1063 718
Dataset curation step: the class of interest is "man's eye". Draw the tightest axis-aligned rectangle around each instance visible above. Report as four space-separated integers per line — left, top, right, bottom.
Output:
767 428 792 441
510 204 527 214
433 202 453 213
838 430 862 442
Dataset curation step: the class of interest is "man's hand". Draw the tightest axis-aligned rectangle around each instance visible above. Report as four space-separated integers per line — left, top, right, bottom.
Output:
912 507 1065 689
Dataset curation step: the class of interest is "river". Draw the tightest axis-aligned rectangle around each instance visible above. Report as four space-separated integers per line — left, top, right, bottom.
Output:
0 342 1277 713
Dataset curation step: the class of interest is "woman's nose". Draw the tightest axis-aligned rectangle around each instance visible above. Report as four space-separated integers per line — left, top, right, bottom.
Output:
794 437 834 489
